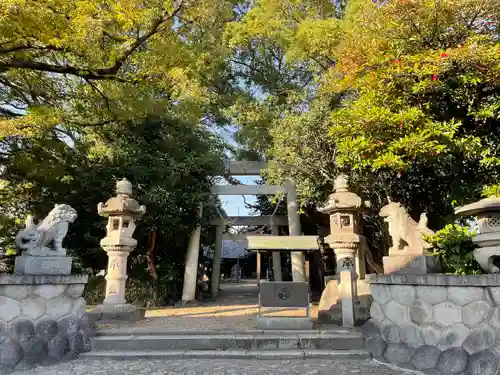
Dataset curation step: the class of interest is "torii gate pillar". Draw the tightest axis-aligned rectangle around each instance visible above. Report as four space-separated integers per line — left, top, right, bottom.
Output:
286 179 307 282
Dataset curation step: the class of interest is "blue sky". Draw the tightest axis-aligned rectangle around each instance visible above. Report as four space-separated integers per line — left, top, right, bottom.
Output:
216 126 259 217
218 175 260 216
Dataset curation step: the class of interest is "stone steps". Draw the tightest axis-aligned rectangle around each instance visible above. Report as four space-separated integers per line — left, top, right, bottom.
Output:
85 329 368 360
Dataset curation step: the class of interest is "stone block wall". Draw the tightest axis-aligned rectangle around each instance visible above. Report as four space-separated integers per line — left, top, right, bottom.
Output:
364 274 500 375
0 275 93 374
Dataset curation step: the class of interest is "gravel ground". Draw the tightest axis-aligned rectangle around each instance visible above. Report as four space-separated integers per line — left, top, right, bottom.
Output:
13 358 407 375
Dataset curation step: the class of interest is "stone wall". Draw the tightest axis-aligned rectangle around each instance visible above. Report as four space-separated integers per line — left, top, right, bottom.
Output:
0 275 93 374
364 274 500 375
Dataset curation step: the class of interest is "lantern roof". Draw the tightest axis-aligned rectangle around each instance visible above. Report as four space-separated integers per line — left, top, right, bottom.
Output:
97 178 146 218
318 175 370 214
455 196 500 217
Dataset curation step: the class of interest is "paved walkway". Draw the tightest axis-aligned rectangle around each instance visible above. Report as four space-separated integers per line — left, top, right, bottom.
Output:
15 358 406 375
96 280 319 333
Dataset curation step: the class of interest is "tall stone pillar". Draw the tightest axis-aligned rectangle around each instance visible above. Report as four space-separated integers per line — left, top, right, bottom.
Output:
286 179 306 282
340 260 356 327
182 203 203 302
94 178 146 320
211 224 224 298
271 224 282 281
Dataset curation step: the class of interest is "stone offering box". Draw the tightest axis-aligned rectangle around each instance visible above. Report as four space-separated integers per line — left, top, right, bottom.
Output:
0 274 93 373
364 274 500 375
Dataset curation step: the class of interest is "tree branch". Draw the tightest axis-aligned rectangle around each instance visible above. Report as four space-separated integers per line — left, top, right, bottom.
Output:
467 0 488 30
0 106 23 117
0 3 183 81
0 43 69 54
0 59 128 81
0 77 33 104
97 4 184 77
84 78 112 112
231 58 268 79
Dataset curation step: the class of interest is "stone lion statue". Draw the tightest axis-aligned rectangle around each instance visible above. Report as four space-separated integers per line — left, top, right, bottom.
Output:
15 204 77 256
380 202 434 254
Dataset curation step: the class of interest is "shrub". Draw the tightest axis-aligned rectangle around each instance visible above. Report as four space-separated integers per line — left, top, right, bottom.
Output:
426 224 481 275
83 275 106 305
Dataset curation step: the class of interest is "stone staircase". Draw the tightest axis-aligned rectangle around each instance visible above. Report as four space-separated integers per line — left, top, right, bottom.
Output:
82 328 368 360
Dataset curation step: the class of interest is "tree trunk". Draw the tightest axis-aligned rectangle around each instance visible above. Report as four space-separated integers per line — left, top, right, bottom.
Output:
147 231 160 302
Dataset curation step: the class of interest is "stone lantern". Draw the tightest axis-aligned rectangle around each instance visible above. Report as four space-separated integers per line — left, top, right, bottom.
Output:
93 178 146 320
455 196 500 273
317 175 370 327
318 175 370 275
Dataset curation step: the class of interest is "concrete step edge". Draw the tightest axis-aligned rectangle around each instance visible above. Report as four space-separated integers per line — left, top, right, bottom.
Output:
81 349 369 360
95 329 358 336
93 333 364 340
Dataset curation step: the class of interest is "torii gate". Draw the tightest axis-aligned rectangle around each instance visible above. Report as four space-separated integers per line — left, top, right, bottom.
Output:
181 161 307 302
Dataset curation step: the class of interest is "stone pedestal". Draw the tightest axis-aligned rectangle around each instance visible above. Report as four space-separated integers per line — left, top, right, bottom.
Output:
340 269 355 327
100 242 135 305
318 278 372 326
93 239 140 321
0 274 93 371
334 245 360 300
383 254 440 274
89 303 143 321
14 256 72 275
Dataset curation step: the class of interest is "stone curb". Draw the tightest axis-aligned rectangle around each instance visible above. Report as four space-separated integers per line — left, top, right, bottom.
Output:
0 275 88 285
81 349 369 360
373 358 420 374
368 273 500 286
91 332 365 352
94 329 358 337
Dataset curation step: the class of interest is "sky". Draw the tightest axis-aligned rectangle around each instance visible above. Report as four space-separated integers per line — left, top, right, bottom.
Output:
218 175 259 216
216 126 259 217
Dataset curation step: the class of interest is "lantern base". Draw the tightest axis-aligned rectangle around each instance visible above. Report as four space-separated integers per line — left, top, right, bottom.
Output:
383 254 440 275
90 303 144 322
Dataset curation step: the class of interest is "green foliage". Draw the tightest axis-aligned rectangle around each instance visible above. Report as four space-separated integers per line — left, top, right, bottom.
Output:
223 0 500 261
0 0 237 137
0 116 227 301
82 275 106 306
84 272 185 306
227 0 500 198
426 224 481 275
483 184 500 198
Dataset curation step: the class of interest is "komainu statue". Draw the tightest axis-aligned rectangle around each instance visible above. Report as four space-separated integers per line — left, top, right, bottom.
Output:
380 202 434 254
15 204 77 256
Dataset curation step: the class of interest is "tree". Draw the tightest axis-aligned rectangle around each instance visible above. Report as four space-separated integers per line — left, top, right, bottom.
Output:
0 0 236 137
0 116 227 302
224 0 500 260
